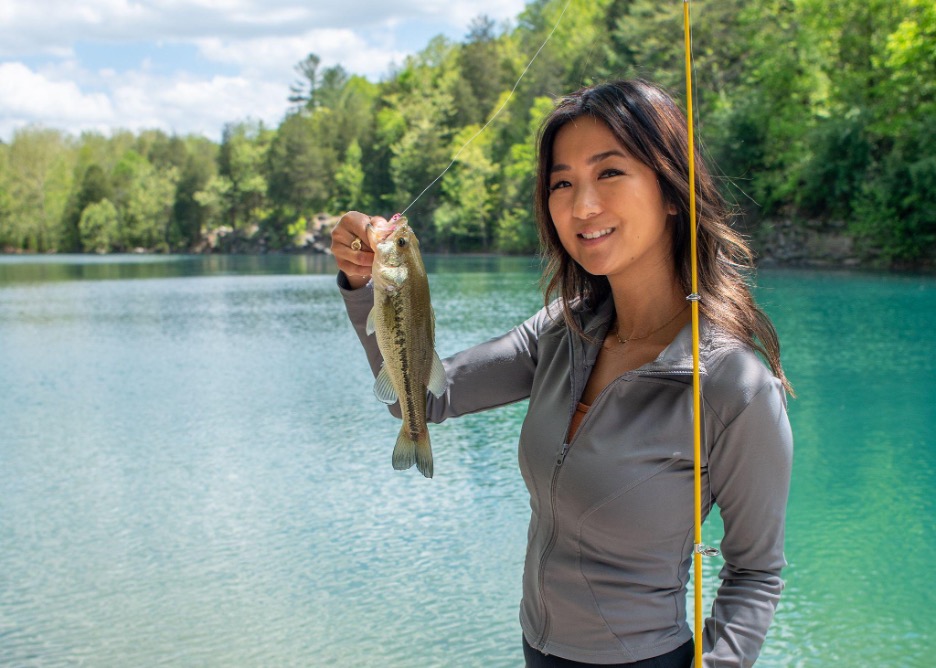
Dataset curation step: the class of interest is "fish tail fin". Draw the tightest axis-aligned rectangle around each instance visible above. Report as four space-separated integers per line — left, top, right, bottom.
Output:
415 430 433 479
392 427 433 479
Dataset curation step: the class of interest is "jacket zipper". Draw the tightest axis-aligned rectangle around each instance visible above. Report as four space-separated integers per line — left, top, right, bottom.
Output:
534 447 565 649
532 357 699 649
533 334 579 649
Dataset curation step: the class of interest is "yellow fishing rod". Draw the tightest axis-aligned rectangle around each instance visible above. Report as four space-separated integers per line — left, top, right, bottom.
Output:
683 2 709 666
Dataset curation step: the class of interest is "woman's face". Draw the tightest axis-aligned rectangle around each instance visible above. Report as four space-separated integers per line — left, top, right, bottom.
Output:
547 115 676 286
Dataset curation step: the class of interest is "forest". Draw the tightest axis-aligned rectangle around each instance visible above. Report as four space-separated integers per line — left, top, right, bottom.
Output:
0 0 933 265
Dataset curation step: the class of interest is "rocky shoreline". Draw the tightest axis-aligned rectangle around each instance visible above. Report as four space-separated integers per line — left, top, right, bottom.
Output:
3 215 933 271
751 218 860 268
750 218 933 271
191 213 338 255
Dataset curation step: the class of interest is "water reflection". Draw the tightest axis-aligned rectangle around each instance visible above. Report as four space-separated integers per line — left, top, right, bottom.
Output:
0 253 340 284
0 252 542 285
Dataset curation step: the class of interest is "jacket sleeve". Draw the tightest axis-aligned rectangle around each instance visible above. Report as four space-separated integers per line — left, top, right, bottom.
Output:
702 374 793 667
337 271 543 422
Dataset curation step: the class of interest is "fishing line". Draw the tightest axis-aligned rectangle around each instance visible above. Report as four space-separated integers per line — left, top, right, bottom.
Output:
400 0 573 216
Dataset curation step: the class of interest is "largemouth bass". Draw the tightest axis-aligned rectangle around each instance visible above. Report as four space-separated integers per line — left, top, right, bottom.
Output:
366 214 445 478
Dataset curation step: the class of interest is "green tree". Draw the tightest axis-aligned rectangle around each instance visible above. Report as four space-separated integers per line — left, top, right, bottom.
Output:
873 1 936 135
78 198 120 253
330 140 366 214
495 95 555 253
215 120 271 231
0 143 12 250
289 53 350 112
170 138 217 250
317 75 378 156
289 53 322 110
111 150 178 251
3 128 74 251
265 112 336 245
455 16 509 127
380 36 463 237
61 164 113 251
142 131 189 172
434 125 498 251
796 0 936 261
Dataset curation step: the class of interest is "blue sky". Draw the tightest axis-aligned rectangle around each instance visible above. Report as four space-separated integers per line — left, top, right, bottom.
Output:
0 0 526 142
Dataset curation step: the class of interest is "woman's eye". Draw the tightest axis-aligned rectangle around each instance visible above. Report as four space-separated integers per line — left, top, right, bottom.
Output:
549 180 570 192
599 168 624 179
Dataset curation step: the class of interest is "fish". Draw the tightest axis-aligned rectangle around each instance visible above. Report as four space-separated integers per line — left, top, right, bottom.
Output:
365 213 446 478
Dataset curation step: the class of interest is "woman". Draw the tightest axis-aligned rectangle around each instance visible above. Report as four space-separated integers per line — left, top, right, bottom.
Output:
332 79 793 667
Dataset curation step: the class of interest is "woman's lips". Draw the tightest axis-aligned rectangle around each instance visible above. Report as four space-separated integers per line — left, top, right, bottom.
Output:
578 228 614 241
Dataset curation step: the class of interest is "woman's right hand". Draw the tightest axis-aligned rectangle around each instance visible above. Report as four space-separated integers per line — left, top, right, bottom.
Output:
332 211 378 290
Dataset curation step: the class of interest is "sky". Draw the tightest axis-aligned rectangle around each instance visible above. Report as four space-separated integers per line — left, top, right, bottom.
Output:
0 0 527 143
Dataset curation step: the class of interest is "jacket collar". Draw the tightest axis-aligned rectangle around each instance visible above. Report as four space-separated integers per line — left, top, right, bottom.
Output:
574 296 734 377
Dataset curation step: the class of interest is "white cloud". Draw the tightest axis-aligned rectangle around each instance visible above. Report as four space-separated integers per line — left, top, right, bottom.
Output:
133 74 288 135
0 62 115 133
194 28 408 82
0 0 526 55
0 61 287 140
0 0 529 141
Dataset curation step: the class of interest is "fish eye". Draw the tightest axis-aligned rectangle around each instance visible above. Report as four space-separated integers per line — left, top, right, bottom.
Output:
397 237 408 248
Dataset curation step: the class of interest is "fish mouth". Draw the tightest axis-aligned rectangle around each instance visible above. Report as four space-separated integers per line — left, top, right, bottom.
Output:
366 219 398 245
578 227 614 241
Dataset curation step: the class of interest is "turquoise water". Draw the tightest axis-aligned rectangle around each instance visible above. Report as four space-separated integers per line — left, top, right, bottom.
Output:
0 255 933 667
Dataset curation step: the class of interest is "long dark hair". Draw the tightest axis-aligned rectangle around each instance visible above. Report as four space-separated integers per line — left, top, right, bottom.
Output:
534 79 792 394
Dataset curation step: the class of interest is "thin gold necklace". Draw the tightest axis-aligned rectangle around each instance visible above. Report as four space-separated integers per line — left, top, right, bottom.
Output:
613 303 689 346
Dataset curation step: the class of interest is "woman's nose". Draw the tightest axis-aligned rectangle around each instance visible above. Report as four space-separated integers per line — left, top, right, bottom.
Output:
572 183 602 219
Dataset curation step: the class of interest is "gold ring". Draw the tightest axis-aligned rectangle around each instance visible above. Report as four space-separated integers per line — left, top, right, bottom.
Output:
350 237 362 251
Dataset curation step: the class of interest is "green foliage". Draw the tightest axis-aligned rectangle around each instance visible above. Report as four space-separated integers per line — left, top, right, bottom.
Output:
169 139 217 250
78 199 120 253
330 140 366 214
456 16 510 127
434 125 498 251
797 113 872 219
216 120 271 231
265 112 335 244
111 150 178 251
876 2 936 130
381 43 459 239
2 127 74 252
0 145 12 249
323 75 378 156
495 96 554 253
1 1 933 263
850 123 936 262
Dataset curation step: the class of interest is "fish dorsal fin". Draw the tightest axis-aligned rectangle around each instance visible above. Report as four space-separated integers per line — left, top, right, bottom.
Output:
373 365 398 404
427 350 446 398
365 306 376 336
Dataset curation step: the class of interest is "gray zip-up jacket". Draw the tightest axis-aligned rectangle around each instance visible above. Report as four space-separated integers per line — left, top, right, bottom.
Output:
339 274 793 667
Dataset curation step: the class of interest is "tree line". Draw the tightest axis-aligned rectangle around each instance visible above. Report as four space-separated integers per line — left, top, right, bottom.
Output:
1 0 933 263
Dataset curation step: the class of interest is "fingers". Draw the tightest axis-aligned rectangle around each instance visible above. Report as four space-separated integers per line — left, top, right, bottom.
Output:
333 211 380 289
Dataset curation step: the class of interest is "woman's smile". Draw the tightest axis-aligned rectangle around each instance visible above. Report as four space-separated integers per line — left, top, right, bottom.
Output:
578 227 615 242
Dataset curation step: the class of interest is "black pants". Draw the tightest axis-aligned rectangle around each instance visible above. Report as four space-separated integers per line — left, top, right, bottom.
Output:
523 636 694 668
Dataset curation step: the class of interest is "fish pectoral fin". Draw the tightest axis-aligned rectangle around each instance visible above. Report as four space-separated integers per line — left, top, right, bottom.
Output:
365 306 377 336
373 365 398 404
427 350 446 398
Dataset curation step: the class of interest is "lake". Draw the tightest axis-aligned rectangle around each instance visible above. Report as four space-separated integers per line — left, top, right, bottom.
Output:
0 254 933 667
